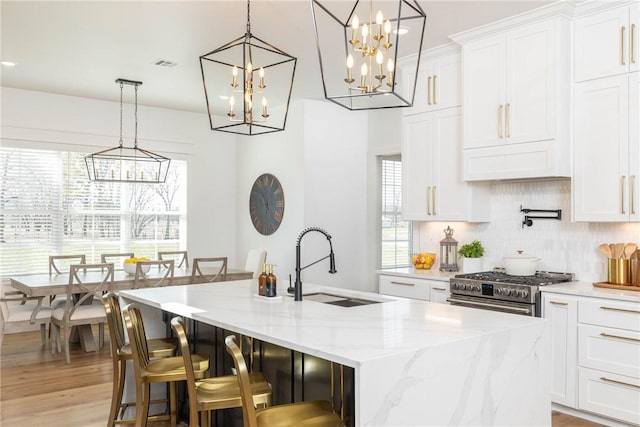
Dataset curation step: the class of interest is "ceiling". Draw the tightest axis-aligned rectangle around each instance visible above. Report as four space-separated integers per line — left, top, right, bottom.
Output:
0 0 553 114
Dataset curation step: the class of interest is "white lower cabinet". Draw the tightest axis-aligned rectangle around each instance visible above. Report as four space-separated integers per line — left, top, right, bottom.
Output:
378 274 450 303
544 291 640 425
543 294 578 407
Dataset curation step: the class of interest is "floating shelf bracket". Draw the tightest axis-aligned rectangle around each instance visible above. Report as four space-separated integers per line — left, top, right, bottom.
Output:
520 205 562 228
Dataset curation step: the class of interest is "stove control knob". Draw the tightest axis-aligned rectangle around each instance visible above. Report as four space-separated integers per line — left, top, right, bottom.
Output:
519 290 529 298
495 288 502 295
462 284 470 291
506 289 515 296
451 283 457 290
473 285 481 292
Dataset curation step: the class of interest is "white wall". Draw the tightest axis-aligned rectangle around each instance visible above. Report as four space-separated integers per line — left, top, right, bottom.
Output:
0 87 240 265
235 99 372 292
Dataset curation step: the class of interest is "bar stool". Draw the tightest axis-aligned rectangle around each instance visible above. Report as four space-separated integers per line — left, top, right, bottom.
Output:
102 293 178 426
123 303 210 427
171 317 272 427
225 335 345 427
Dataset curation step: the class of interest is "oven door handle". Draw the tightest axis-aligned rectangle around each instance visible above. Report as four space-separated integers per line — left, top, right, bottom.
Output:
447 297 533 315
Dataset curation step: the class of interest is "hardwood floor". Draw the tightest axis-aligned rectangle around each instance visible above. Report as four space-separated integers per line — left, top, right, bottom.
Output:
1 330 607 427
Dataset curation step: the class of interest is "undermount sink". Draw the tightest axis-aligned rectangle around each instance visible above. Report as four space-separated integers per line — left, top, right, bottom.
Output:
302 292 383 307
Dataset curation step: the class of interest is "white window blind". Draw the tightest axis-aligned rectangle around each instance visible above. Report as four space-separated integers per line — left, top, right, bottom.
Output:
381 155 411 268
0 147 187 276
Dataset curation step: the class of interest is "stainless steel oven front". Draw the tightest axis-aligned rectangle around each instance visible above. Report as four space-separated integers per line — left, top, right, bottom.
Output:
447 294 536 316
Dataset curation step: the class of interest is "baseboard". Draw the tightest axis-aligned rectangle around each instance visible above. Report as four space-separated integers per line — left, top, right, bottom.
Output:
552 403 635 427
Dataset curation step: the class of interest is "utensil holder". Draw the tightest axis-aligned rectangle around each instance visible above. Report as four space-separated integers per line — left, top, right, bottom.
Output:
607 258 631 285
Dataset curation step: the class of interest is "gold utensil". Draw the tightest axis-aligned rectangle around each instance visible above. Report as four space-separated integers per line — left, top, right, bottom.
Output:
610 243 617 258
599 243 612 258
615 243 625 259
624 243 637 259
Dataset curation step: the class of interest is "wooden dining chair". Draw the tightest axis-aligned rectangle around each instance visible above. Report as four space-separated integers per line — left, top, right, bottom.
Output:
48 254 87 308
50 263 114 364
49 254 86 275
158 251 189 269
102 293 177 426
123 304 210 427
244 250 267 279
171 317 272 427
191 257 227 284
226 335 345 427
101 252 135 266
134 260 174 289
0 281 52 347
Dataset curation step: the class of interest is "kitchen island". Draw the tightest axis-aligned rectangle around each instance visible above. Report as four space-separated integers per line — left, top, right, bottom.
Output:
120 279 551 426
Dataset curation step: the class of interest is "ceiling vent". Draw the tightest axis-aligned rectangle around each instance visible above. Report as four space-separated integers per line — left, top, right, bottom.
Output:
152 59 178 68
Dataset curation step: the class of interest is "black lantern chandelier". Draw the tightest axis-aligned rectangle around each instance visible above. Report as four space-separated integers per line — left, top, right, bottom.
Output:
310 0 426 111
200 0 297 136
85 79 170 183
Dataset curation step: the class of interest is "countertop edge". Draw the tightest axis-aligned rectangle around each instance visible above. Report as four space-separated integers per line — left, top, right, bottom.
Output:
376 268 455 281
542 281 640 303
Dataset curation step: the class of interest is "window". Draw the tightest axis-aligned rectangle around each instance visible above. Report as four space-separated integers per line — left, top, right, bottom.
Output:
380 155 411 268
0 147 187 276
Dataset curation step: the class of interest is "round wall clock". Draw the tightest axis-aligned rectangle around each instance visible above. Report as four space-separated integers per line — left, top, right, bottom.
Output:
249 173 285 236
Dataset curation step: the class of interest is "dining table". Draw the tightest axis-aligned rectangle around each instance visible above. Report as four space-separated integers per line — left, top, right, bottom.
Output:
10 266 254 352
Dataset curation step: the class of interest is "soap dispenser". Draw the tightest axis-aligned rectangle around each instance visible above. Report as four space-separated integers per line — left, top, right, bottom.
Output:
258 263 267 296
266 264 277 297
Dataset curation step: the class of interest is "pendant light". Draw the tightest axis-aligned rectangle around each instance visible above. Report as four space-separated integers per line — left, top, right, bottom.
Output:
199 0 297 136
85 79 171 183
310 0 426 110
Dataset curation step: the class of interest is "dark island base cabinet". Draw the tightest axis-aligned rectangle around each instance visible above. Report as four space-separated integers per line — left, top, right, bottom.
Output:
181 321 355 427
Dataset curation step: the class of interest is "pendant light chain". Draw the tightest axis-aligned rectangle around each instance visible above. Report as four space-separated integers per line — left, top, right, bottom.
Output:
246 0 251 35
118 81 124 148
134 83 138 149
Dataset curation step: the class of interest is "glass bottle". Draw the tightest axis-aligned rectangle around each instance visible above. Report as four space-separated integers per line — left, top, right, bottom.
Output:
266 264 277 297
258 263 267 296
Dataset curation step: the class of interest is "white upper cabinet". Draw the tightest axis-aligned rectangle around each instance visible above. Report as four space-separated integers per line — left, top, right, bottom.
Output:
400 44 461 116
574 2 639 82
451 6 572 181
573 69 639 222
402 107 490 222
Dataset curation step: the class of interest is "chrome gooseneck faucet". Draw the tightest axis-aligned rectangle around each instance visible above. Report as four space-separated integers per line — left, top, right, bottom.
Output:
288 227 337 301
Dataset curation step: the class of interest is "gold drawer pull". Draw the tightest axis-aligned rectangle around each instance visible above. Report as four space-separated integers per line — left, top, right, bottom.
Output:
601 306 640 314
433 75 437 104
632 24 637 64
621 175 626 214
550 301 568 306
505 103 511 138
390 281 415 287
600 332 640 343
498 104 503 138
432 287 446 291
632 175 636 214
427 76 432 105
600 377 640 389
621 26 627 66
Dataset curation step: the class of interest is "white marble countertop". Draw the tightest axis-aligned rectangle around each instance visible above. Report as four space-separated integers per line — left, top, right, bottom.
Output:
376 267 455 281
542 280 640 303
120 279 546 368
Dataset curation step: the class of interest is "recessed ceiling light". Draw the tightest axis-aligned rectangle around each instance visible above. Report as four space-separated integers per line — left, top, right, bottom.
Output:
1 61 16 67
393 27 409 35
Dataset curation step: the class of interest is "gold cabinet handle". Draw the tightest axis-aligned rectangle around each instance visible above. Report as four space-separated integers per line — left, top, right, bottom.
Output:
600 377 640 389
498 104 504 138
600 332 640 343
601 305 640 314
621 175 626 214
505 103 511 138
433 75 437 104
427 76 432 105
432 287 446 291
622 26 627 66
426 186 432 215
632 175 636 214
390 281 416 287
550 301 568 306
632 24 637 64
432 186 437 216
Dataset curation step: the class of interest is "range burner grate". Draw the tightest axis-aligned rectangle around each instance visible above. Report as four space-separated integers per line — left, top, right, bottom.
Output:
454 268 574 286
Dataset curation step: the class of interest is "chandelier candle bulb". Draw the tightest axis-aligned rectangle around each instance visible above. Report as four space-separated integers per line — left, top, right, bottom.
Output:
345 55 355 84
387 58 394 87
231 66 238 88
376 51 384 80
360 63 367 87
351 16 359 45
376 10 384 40
261 97 268 118
228 96 235 117
258 67 265 89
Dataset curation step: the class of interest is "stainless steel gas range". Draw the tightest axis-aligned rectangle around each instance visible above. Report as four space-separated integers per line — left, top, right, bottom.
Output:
448 268 574 317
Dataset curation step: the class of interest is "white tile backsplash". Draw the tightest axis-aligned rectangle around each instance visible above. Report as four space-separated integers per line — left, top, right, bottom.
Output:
415 179 640 282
